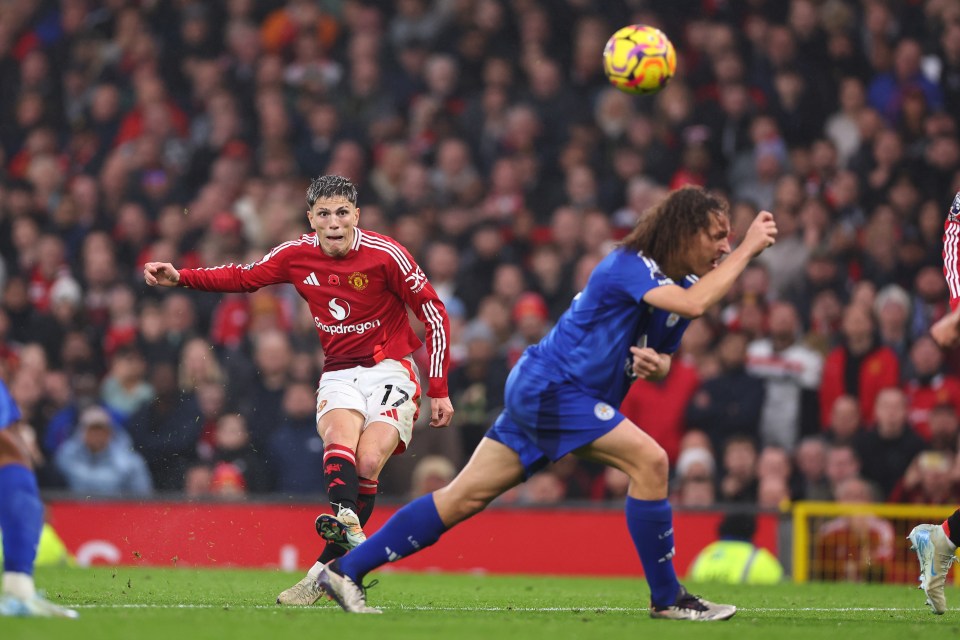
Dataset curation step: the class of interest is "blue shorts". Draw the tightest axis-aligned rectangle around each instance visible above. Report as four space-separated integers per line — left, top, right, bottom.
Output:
484 353 625 477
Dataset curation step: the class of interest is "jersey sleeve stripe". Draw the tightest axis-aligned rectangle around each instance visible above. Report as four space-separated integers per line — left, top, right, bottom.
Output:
254 237 312 266
360 236 412 272
422 300 446 378
945 222 960 299
353 228 363 250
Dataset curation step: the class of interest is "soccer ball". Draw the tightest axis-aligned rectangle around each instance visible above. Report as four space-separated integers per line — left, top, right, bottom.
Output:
602 25 677 95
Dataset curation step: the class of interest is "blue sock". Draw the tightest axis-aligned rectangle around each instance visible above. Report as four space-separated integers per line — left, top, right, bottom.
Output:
625 497 680 607
0 464 43 575
339 493 447 582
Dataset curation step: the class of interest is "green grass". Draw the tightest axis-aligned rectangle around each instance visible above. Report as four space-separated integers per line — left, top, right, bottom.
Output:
4 567 955 640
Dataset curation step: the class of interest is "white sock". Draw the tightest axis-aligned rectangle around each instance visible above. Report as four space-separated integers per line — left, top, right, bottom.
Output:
2 572 36 600
306 561 326 580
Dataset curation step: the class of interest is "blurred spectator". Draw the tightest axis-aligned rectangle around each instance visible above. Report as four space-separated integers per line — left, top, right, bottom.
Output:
409 455 456 499
873 284 912 362
823 394 864 445
824 443 864 500
520 470 566 505
127 362 203 491
99 345 154 425
793 436 831 501
54 406 153 497
891 450 960 504
746 301 823 450
867 38 943 125
236 330 292 451
853 388 925 500
268 382 326 495
685 332 765 454
687 514 783 585
903 335 960 440
927 404 960 454
447 321 508 458
589 467 630 502
819 304 900 427
718 436 759 504
812 477 894 582
210 413 270 495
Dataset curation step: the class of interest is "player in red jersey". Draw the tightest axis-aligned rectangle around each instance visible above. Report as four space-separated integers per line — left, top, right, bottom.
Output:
144 175 454 605
909 190 960 614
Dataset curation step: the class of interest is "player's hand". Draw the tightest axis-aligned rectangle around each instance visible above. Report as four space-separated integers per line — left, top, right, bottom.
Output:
430 396 454 428
742 211 778 257
628 346 662 380
144 261 181 287
931 309 960 349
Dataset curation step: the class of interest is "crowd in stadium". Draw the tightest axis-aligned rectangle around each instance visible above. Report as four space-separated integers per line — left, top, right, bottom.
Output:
1 0 960 507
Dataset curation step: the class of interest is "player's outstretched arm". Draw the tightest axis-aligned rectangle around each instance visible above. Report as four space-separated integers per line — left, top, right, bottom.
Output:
429 396 454 428
643 211 777 318
143 261 181 287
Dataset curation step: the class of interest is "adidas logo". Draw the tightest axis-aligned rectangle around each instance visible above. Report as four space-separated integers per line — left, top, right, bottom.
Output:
380 408 399 420
303 272 321 286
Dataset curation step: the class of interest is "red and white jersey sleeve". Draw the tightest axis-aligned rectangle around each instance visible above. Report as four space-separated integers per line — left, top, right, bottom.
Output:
178 230 451 398
178 237 305 292
944 191 960 311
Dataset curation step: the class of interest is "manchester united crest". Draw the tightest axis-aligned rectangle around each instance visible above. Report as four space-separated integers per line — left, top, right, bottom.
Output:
348 272 369 291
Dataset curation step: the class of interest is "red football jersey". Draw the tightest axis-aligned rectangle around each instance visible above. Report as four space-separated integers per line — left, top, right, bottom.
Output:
178 228 450 397
944 191 960 311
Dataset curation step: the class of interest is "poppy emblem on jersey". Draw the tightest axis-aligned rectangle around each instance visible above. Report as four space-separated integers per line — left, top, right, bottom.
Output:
666 313 680 327
328 275 340 286
348 271 369 291
594 403 615 421
328 298 351 321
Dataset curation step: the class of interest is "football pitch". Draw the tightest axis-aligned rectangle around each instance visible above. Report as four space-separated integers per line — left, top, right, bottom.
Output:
4 567 952 640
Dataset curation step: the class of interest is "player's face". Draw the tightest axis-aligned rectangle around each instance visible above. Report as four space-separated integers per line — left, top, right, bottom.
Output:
308 196 360 258
685 212 731 277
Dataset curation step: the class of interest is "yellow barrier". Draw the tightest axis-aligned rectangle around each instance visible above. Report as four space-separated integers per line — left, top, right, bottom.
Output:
791 502 957 584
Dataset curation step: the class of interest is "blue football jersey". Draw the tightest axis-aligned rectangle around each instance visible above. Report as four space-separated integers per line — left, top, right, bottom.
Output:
0 380 21 430
528 247 693 406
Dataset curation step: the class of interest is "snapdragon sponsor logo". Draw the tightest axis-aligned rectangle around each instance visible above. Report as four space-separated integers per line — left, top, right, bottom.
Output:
314 317 382 334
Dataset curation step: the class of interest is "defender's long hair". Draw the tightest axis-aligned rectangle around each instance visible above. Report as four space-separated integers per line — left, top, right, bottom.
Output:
619 185 728 269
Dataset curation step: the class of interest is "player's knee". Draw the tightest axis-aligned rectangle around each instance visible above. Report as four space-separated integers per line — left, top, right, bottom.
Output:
646 443 669 481
436 485 493 522
355 450 387 479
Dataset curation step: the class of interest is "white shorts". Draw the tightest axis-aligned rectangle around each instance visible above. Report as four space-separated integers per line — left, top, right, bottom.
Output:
316 356 422 454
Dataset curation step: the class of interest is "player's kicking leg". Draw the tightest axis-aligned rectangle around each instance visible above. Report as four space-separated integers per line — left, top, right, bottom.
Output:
276 479 379 605
278 423 396 605
909 515 960 614
319 438 526 613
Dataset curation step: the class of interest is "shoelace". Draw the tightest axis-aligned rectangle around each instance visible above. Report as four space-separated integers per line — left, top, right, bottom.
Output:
675 592 709 612
361 578 379 596
937 553 957 575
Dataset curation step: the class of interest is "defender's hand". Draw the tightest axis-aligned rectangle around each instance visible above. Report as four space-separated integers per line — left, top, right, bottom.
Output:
742 211 778 257
629 346 662 380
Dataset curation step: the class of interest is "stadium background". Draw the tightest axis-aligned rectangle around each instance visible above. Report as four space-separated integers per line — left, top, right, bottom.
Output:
2 0 960 583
